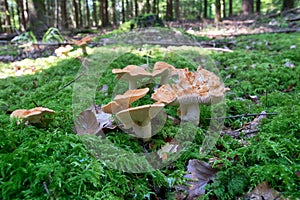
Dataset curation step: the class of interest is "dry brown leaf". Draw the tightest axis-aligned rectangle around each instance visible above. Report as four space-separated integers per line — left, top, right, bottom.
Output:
179 159 218 200
244 181 283 200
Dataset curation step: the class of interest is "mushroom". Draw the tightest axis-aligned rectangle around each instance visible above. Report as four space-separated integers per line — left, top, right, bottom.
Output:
102 88 149 114
152 61 177 85
112 65 152 90
10 107 55 124
73 35 92 55
152 67 226 126
116 103 165 140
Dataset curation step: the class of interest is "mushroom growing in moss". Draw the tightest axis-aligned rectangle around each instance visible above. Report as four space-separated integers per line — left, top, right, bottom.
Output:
73 35 92 55
10 107 55 125
102 88 149 114
116 103 165 141
152 67 226 126
112 65 152 90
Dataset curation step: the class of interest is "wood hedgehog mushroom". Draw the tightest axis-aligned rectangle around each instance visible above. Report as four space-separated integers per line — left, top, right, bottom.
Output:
102 88 149 114
10 107 55 125
152 67 227 126
116 103 165 141
112 65 152 90
152 61 177 85
73 35 92 55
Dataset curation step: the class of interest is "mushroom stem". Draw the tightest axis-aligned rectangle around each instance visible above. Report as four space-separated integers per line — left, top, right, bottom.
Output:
160 74 168 85
132 119 152 141
81 45 87 55
128 80 138 90
180 104 200 126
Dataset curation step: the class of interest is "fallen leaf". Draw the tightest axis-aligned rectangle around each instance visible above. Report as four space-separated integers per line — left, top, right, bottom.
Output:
179 159 218 200
244 182 282 200
75 110 105 137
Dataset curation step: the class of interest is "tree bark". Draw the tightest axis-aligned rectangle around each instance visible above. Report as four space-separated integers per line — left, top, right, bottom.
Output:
282 0 294 11
215 0 221 23
78 0 83 27
28 0 48 38
166 0 173 21
174 0 180 21
73 0 80 28
242 0 254 15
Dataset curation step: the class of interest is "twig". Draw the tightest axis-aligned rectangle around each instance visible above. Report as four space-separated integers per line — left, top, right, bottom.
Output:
43 181 50 196
204 47 233 52
205 112 278 120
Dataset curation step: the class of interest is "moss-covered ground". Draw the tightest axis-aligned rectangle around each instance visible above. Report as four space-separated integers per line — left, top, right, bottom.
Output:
0 32 299 199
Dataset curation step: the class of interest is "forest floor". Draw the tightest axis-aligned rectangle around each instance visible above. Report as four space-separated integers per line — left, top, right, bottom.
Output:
0 10 300 200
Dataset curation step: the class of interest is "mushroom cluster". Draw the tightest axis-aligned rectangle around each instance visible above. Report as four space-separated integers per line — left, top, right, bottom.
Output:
103 62 227 140
152 66 227 126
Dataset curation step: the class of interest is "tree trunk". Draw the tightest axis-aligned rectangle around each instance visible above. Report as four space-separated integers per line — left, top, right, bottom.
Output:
73 0 80 28
203 0 207 18
85 0 91 28
28 0 48 38
229 0 232 16
242 0 253 15
4 0 12 33
111 0 118 25
78 0 83 27
256 0 261 13
61 0 69 29
166 0 173 21
135 0 139 17
100 0 109 27
146 0 151 13
222 0 226 18
215 0 221 23
152 0 157 14
282 0 294 11
10 1 17 31
174 0 179 21
121 0 125 22
93 0 98 26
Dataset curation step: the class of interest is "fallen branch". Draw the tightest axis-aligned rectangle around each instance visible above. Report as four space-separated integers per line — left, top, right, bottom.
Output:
206 112 278 120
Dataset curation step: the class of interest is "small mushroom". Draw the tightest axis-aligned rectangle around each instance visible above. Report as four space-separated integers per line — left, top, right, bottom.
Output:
152 61 177 85
73 36 92 55
102 88 149 114
112 65 152 90
10 107 55 124
55 45 73 57
116 103 165 140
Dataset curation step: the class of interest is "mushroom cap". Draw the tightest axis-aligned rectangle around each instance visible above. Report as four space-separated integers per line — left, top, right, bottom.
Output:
151 84 177 105
102 88 150 114
102 101 126 114
116 104 165 129
73 36 92 46
112 65 152 80
152 67 225 106
114 88 149 104
10 107 55 124
152 61 177 77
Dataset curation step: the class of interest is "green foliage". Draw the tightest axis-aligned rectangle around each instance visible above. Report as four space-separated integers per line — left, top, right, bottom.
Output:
0 32 300 199
11 31 37 43
42 27 64 43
